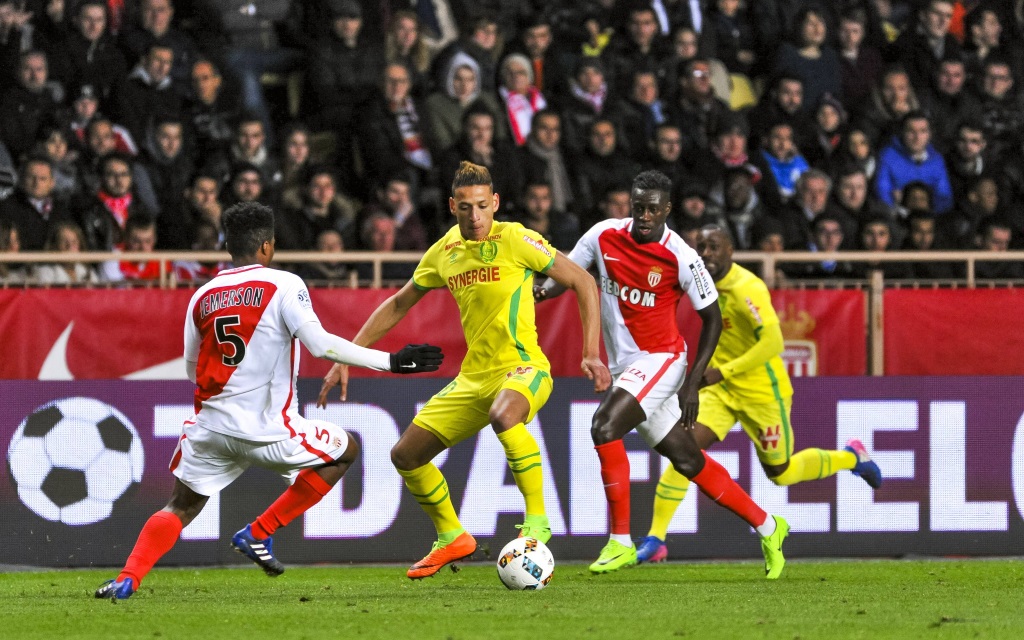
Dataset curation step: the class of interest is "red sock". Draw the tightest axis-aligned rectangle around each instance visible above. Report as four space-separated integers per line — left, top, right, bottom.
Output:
595 440 631 535
118 510 183 586
251 468 333 539
690 452 768 528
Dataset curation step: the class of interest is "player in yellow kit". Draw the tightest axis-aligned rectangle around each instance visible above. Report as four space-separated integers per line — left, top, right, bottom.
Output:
635 225 883 563
318 162 610 578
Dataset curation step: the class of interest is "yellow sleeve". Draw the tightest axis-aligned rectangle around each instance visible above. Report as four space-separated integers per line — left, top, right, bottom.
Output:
510 225 556 273
412 242 445 290
719 280 783 379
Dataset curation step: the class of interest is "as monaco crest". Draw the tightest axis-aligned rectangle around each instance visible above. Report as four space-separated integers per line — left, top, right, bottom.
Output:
779 304 818 377
647 267 663 287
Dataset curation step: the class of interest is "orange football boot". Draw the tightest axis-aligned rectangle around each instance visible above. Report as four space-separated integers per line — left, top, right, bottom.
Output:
407 532 477 579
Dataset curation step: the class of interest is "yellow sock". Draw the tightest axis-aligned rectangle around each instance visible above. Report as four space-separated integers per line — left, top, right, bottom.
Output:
398 463 463 536
496 423 546 516
772 448 857 486
647 465 690 540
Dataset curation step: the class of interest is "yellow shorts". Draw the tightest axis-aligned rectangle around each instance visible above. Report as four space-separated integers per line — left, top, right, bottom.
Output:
412 366 553 447
698 384 794 467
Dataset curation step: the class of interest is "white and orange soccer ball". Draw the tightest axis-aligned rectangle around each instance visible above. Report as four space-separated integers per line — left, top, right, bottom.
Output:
496 537 555 590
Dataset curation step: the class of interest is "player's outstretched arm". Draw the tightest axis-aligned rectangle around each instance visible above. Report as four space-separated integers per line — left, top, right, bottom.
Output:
296 322 443 373
316 280 431 406
678 303 723 428
543 251 611 392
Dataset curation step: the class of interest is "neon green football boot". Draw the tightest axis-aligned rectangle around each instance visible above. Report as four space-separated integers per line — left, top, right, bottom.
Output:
516 513 552 544
589 540 637 574
760 515 790 580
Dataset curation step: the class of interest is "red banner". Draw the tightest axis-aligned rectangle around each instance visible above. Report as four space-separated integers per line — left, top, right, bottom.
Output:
884 289 1024 375
0 287 865 380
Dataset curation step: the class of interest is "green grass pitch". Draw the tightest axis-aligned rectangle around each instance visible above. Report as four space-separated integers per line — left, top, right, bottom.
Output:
4 559 1023 639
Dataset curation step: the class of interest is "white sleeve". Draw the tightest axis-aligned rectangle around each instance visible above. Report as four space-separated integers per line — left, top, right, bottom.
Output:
184 294 201 373
278 274 322 336
295 321 392 371
676 246 718 310
567 223 600 270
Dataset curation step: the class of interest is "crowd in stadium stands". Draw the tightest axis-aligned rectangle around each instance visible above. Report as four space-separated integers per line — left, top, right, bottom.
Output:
1 0 1023 284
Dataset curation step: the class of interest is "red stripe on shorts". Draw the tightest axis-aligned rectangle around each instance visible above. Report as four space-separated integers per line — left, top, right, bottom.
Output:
635 352 681 403
169 433 187 472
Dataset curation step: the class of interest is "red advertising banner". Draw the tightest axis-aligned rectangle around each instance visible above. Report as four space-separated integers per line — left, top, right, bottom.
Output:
884 289 1024 375
0 287 865 380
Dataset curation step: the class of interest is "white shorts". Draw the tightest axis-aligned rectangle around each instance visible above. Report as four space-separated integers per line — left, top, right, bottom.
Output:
169 416 349 496
613 351 688 447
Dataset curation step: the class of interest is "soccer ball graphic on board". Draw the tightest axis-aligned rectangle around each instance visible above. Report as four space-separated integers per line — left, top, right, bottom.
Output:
7 397 144 526
496 537 555 590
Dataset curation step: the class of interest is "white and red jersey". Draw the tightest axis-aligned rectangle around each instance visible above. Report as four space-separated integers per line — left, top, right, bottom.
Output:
567 218 718 374
184 264 319 442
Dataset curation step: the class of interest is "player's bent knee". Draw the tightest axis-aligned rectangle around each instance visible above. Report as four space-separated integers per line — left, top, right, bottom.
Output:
337 433 360 464
390 443 420 472
590 412 619 445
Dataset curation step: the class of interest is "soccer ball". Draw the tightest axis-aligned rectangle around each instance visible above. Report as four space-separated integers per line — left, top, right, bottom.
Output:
6 397 144 526
496 537 555 590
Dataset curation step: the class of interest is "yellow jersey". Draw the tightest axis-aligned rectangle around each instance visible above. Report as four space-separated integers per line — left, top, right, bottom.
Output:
710 264 793 403
412 221 555 375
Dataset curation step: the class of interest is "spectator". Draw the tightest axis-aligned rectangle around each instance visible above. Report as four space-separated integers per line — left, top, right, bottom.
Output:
205 118 281 198
304 0 384 189
977 57 1024 161
76 118 153 205
224 163 266 208
875 110 954 214
182 172 223 232
839 7 884 116
719 165 766 250
941 174 1003 249
854 215 912 278
425 51 503 155
360 174 428 251
974 218 1023 278
669 57 730 154
0 157 69 251
32 220 100 285
438 107 521 209
356 211 415 282
172 219 227 283
434 14 500 95
276 166 358 251
213 0 305 140
277 124 313 209
142 118 195 248
644 123 693 199
0 50 58 161
186 58 240 161
514 181 580 251
752 216 789 283
0 218 26 283
296 228 350 283
509 15 569 98
604 5 671 96
776 169 833 250
656 26 730 105
498 53 547 147
396 0 458 52
800 212 856 278
48 1 127 102
110 43 183 145
946 120 989 201
905 209 960 279
772 5 843 112
619 70 670 163
518 109 575 214
101 214 162 281
66 85 138 156
858 65 920 145
119 0 197 90
0 136 14 198
920 56 981 155
711 0 757 75
759 121 810 202
831 165 887 247
385 10 433 97
356 62 434 196
806 93 848 169
748 75 814 152
885 0 961 91
560 57 620 157
33 126 81 206
962 7 1009 82
835 126 879 182
673 182 724 233
574 118 640 227
595 184 632 222
79 153 153 250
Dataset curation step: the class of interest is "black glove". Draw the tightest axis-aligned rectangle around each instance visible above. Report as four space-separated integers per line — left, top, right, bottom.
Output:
390 344 444 373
